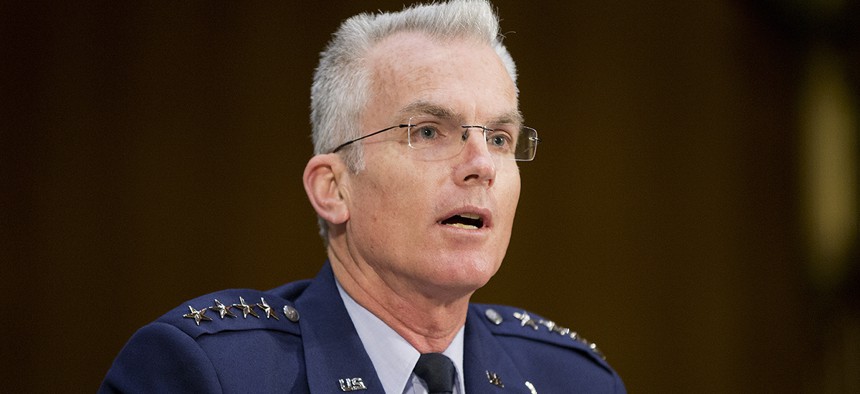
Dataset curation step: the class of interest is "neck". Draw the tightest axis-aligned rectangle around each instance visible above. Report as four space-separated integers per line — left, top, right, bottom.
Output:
328 245 472 353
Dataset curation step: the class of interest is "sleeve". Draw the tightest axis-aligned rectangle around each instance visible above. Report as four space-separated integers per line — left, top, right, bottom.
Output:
98 322 223 394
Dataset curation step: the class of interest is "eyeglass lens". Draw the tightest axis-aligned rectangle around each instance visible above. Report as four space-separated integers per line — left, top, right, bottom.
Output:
406 116 538 161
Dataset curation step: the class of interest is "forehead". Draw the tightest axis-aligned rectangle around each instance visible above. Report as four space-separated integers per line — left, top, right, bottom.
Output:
364 32 518 124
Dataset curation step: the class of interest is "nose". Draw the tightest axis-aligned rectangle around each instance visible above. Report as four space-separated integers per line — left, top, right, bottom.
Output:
454 128 496 186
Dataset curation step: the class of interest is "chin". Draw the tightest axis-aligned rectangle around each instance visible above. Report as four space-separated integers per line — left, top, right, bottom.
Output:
432 255 500 292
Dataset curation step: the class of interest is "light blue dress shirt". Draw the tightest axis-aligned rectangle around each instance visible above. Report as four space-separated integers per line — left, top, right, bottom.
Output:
337 281 465 394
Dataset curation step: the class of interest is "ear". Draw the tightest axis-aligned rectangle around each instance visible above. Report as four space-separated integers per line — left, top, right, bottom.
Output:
303 154 350 226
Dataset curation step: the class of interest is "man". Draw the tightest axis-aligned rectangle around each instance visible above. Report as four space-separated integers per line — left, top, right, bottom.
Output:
100 1 625 392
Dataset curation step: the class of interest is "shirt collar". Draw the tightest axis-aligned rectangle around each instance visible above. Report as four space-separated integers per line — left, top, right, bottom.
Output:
336 279 465 394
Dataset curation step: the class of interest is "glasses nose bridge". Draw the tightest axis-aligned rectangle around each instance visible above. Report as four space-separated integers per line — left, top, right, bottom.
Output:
457 124 495 157
459 124 491 143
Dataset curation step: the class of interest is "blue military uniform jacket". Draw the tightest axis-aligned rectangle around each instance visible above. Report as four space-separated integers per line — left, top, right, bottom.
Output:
100 263 625 393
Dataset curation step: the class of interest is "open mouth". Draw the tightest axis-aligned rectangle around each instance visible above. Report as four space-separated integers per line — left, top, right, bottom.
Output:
440 213 484 230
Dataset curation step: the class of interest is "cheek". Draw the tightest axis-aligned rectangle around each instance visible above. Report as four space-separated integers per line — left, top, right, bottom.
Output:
382 161 439 201
499 170 522 215
352 163 430 228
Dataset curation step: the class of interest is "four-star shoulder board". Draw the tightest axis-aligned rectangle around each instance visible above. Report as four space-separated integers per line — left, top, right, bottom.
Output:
484 307 606 360
180 297 606 363
177 296 607 393
182 296 300 326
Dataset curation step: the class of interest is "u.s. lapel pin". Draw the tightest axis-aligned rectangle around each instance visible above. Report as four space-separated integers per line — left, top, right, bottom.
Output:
486 371 504 388
338 377 367 391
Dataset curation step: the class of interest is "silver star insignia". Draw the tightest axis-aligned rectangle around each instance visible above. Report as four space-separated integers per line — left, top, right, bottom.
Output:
256 297 279 320
539 319 556 331
210 299 236 319
232 296 259 319
582 338 605 360
513 311 539 330
540 319 571 336
182 305 212 326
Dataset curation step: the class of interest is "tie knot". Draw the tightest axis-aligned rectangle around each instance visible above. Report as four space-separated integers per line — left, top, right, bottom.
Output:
413 353 455 394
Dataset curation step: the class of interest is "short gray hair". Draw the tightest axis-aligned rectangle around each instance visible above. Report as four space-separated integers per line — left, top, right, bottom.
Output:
310 0 518 239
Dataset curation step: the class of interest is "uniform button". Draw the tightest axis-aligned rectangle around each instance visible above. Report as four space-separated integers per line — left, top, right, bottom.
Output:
283 305 300 322
484 308 503 325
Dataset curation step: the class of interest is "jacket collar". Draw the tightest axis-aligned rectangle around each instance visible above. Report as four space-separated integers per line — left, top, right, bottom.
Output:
294 262 530 393
294 262 386 393
464 305 532 393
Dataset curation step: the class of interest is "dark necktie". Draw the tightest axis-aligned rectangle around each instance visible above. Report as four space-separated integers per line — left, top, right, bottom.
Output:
413 353 456 394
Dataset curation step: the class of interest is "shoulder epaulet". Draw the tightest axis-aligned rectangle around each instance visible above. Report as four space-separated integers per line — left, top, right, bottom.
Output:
156 288 301 339
471 303 610 367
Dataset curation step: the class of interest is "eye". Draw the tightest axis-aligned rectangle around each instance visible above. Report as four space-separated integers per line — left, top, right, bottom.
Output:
416 124 439 140
490 134 508 147
487 130 514 151
411 122 447 144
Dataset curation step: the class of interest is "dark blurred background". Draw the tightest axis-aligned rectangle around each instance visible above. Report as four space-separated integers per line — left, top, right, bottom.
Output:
2 1 858 392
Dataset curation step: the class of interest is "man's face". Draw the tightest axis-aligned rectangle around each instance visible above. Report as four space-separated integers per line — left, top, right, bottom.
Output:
340 32 521 298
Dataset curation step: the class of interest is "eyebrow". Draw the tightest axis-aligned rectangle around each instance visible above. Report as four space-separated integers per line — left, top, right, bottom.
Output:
396 101 524 126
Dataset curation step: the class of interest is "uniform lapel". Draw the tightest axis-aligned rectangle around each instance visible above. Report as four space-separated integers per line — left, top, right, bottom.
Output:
464 307 531 394
295 263 385 393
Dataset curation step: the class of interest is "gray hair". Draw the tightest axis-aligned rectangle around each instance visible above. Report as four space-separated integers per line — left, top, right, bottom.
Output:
310 0 518 240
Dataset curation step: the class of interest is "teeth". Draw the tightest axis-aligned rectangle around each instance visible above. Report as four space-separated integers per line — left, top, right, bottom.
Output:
447 222 478 229
440 212 484 230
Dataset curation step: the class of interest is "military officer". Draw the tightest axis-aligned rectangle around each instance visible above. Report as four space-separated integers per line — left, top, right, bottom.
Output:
100 1 626 392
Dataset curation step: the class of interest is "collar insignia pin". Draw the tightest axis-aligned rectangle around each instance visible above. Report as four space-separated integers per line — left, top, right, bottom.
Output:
338 377 367 391
486 371 504 388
